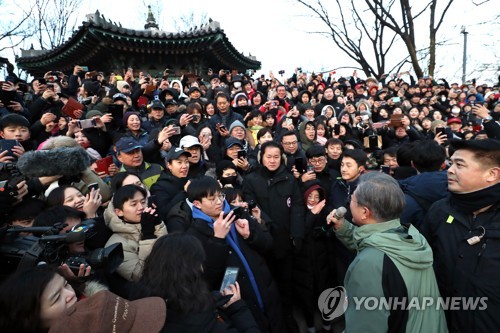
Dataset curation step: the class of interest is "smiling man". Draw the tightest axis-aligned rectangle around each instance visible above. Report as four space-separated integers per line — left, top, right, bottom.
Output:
150 147 191 222
423 139 500 333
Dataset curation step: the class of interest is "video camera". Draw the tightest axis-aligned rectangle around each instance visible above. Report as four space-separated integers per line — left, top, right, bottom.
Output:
0 220 123 279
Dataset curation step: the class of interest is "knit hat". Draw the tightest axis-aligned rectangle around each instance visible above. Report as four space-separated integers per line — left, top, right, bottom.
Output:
229 120 245 134
216 160 237 178
85 110 103 119
430 120 446 133
302 181 325 203
123 111 141 125
83 80 101 96
0 114 30 129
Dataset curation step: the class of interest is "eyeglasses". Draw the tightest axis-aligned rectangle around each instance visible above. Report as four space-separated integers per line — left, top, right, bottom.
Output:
207 193 225 205
282 141 297 146
309 157 326 165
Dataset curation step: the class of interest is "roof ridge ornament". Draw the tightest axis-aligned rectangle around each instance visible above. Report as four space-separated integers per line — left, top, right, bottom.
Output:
145 5 159 30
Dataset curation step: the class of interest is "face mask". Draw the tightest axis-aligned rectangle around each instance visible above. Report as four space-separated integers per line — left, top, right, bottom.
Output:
233 82 241 89
220 175 237 185
441 95 446 101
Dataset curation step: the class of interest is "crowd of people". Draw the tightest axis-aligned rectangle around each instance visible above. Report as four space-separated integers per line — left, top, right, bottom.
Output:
0 63 499 333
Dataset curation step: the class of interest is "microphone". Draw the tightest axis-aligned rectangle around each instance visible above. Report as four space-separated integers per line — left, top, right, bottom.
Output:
334 206 347 219
40 232 86 243
17 147 90 178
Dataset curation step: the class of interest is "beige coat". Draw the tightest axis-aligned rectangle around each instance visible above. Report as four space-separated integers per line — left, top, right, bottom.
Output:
104 202 167 282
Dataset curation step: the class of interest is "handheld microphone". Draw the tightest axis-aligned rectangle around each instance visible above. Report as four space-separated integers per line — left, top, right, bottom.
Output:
334 206 347 219
40 232 86 243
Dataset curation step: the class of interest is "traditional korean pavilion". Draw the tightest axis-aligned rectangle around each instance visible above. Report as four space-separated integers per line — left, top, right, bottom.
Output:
16 7 260 77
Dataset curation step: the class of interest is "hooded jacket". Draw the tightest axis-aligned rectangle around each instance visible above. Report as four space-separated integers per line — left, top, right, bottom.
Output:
104 202 167 282
336 219 448 333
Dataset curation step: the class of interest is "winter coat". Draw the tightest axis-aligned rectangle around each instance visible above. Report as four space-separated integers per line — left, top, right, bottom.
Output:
336 219 448 333
399 171 448 229
242 165 305 259
422 197 500 333
163 299 260 333
187 206 283 333
292 208 331 320
150 170 188 222
104 203 167 282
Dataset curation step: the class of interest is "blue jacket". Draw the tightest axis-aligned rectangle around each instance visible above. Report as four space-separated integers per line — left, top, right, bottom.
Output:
399 171 448 230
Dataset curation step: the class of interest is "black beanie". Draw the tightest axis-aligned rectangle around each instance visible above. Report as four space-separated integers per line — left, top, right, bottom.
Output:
0 114 30 130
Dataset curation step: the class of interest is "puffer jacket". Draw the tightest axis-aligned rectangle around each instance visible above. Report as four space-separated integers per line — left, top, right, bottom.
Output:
104 202 167 282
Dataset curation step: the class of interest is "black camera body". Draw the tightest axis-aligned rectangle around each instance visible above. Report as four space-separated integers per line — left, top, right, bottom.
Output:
0 221 123 279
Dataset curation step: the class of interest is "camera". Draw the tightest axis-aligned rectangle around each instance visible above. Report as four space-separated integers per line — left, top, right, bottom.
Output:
248 200 257 210
297 67 302 72
0 220 124 278
278 70 285 75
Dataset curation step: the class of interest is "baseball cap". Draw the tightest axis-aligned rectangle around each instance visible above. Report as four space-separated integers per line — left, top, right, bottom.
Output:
447 117 462 125
113 93 128 103
115 137 142 153
179 135 202 149
48 290 166 333
166 147 191 162
225 137 243 150
149 100 165 110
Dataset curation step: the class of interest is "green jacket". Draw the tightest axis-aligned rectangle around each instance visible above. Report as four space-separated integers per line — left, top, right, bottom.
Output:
336 219 448 333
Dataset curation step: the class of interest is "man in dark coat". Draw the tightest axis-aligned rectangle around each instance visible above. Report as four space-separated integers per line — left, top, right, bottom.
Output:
242 140 305 332
422 139 500 333
150 148 190 222
399 140 448 229
186 176 284 333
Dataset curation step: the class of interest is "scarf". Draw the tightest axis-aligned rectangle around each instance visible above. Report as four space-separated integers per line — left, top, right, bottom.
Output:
450 182 500 214
192 202 265 311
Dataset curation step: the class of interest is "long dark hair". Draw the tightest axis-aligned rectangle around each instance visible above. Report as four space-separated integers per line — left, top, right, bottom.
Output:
0 265 58 333
133 233 213 314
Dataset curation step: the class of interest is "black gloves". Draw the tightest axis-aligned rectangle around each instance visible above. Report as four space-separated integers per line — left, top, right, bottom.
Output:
140 211 161 240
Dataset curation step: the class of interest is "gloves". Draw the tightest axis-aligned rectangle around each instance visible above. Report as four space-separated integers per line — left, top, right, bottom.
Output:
140 211 161 240
292 238 303 254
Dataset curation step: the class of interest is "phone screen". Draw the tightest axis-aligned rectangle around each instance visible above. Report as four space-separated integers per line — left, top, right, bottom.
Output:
220 267 239 292
334 124 341 135
0 139 19 157
294 157 305 173
87 183 99 192
381 165 391 174
237 150 246 159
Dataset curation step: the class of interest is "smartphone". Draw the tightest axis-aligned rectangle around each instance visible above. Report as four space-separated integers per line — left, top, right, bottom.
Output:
191 114 200 121
38 78 47 85
436 127 446 137
87 183 99 192
0 139 19 158
223 206 243 220
219 124 226 131
294 157 305 173
220 267 239 292
270 100 278 107
284 118 292 127
147 195 156 207
381 165 391 174
369 135 379 149
392 97 401 103
237 150 246 159
46 83 55 91
95 156 113 174
307 165 315 173
80 66 89 72
172 126 181 135
0 180 7 189
76 119 96 129
334 124 341 135
108 104 124 118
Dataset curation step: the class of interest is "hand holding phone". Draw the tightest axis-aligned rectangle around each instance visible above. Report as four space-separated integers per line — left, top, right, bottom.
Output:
220 267 239 292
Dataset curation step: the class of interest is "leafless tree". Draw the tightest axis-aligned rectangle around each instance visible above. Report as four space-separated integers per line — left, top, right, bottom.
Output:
30 0 82 49
296 0 398 78
0 1 35 53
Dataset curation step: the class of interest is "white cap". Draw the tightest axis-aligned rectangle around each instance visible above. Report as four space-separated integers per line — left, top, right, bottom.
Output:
179 135 202 149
